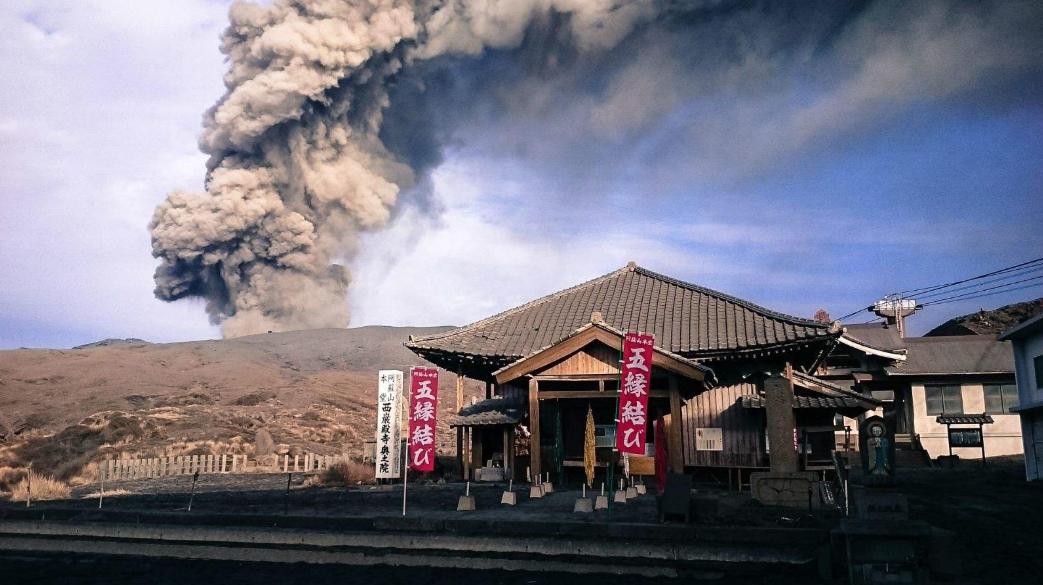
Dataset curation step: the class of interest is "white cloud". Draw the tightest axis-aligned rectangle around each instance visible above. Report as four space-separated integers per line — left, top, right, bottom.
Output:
0 1 232 347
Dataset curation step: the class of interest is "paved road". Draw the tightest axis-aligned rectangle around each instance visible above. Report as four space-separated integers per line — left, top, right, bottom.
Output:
1 551 815 584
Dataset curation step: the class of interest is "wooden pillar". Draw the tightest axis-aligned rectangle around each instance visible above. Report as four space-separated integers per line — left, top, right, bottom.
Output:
456 426 464 479
503 427 510 477
485 380 492 400
463 427 472 480
668 376 685 474
472 427 484 470
529 377 541 480
456 368 464 413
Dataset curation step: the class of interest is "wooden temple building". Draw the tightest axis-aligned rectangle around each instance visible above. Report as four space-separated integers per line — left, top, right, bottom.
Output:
405 263 879 486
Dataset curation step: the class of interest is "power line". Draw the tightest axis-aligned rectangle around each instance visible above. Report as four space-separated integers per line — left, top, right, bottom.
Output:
895 256 1043 297
915 265 1043 301
920 282 1043 307
920 276 1043 307
835 256 1043 321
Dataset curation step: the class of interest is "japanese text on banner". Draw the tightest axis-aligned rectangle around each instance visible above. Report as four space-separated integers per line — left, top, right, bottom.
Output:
375 370 403 478
616 332 654 455
408 367 439 472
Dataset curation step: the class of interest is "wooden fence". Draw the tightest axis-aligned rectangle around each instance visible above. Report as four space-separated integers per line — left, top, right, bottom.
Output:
102 453 346 481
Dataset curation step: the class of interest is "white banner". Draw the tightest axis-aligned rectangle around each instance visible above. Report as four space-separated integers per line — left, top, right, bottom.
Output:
375 370 403 478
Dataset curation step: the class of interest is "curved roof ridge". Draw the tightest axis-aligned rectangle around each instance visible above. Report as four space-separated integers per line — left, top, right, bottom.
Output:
631 266 830 329
408 264 632 346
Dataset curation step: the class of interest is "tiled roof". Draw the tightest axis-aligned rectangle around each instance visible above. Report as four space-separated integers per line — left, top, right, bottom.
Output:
407 263 837 363
885 336 1013 376
792 370 881 407
447 397 525 427
936 414 995 425
739 395 868 410
843 323 906 352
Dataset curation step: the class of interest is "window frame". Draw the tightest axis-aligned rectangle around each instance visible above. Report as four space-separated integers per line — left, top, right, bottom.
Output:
1034 355 1043 390
924 384 964 416
983 383 1019 414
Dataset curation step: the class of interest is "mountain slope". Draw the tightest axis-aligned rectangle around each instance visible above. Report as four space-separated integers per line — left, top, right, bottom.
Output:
0 326 482 492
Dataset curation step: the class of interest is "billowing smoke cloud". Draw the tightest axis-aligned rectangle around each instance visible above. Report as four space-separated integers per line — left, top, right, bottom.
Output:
149 0 663 337
151 0 1042 337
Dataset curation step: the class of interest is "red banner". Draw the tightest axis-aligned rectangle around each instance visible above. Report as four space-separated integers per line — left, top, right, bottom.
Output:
408 367 439 472
616 332 654 455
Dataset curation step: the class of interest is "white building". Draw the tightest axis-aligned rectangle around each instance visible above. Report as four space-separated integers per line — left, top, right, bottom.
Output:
824 324 1019 462
999 314 1043 481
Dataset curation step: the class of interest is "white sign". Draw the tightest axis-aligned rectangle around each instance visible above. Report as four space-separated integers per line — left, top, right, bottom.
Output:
375 370 403 478
695 427 723 451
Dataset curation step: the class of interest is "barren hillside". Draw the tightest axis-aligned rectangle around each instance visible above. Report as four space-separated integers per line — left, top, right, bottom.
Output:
0 326 483 493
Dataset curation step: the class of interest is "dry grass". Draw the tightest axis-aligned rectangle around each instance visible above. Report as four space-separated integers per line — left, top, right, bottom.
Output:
79 488 130 499
317 461 375 486
7 471 71 502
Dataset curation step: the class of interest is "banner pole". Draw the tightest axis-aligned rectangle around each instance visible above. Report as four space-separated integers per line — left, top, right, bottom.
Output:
403 367 411 516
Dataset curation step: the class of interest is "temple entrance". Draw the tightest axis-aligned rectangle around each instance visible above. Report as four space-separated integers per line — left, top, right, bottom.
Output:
490 322 710 485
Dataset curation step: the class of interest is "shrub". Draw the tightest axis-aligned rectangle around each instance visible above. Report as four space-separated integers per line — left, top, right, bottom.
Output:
8 471 71 502
321 461 375 485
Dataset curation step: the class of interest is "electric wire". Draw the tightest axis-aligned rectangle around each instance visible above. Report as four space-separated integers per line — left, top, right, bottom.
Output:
894 256 1043 297
835 257 1043 321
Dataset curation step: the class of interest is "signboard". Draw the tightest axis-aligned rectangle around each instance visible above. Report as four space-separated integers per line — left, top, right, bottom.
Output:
408 367 439 472
375 370 403 479
948 427 983 448
616 332 654 455
695 428 723 451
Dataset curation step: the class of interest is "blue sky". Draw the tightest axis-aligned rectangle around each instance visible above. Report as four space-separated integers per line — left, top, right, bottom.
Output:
1 1 1042 349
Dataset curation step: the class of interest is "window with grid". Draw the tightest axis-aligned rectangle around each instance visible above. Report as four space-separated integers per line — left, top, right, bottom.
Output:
984 384 1019 414
925 384 964 415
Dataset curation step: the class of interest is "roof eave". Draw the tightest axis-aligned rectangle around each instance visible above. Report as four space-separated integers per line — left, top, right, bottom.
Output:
837 334 907 361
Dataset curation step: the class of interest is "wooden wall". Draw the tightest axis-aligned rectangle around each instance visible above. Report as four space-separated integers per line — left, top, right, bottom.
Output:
539 342 619 376
681 382 767 468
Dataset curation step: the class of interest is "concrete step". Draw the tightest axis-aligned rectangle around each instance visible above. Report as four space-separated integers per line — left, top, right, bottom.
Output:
0 512 827 578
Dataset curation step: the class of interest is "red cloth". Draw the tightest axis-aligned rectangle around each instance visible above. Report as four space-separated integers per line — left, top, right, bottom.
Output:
654 418 667 494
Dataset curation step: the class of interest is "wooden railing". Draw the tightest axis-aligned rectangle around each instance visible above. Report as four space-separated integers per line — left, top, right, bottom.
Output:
102 453 346 481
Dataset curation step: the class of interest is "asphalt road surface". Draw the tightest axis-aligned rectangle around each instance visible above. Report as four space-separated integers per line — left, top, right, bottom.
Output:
0 551 817 585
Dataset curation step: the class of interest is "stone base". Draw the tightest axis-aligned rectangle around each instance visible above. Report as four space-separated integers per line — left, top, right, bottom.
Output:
456 495 476 511
613 490 627 503
500 491 517 506
573 498 593 513
750 472 819 507
625 487 638 499
529 486 544 499
594 495 609 510
542 482 554 494
636 484 647 495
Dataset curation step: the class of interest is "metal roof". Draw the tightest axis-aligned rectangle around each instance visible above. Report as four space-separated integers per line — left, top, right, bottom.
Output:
407 263 838 365
885 335 1014 376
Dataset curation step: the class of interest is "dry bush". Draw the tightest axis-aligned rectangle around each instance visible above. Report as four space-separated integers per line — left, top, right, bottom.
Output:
8 471 71 502
320 461 374 486
0 465 28 492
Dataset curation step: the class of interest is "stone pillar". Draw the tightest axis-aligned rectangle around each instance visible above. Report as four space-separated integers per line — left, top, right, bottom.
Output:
764 368 798 473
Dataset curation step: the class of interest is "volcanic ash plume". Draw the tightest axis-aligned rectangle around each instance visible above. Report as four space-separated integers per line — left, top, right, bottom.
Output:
149 0 657 337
